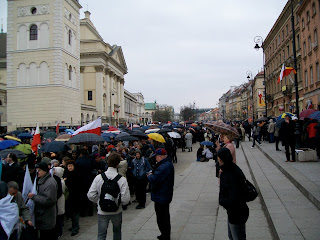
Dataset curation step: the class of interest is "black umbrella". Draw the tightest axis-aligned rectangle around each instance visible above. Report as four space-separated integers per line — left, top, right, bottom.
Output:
131 131 149 139
132 127 146 132
40 141 70 153
11 130 23 136
115 132 130 141
101 125 109 131
0 149 27 159
276 118 284 128
116 135 139 141
174 125 185 129
68 133 105 144
158 128 172 133
122 128 133 134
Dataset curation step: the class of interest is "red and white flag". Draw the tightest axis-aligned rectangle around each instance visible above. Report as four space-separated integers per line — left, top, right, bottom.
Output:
277 63 296 84
56 122 59 135
72 117 101 136
31 124 41 155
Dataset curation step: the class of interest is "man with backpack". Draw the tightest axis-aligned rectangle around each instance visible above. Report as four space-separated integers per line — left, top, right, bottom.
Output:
87 153 130 240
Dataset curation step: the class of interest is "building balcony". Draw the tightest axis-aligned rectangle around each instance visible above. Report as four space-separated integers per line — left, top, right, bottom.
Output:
282 85 292 97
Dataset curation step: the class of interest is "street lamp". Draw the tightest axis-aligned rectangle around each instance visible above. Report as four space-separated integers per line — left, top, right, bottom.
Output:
246 71 254 122
253 36 267 118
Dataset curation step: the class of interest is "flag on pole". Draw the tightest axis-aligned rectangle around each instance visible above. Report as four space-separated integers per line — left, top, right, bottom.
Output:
56 122 59 135
26 176 37 226
31 124 41 155
22 165 33 201
72 117 102 136
277 63 296 84
258 91 263 104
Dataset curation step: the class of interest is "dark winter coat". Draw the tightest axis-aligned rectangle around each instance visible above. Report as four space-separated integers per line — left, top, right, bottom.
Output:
280 120 295 143
64 170 81 210
33 172 57 230
148 157 174 204
219 162 249 225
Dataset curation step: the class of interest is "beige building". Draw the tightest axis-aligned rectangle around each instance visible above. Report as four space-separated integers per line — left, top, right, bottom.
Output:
0 33 7 132
124 89 137 124
253 71 266 119
132 92 146 123
6 0 82 131
80 11 127 126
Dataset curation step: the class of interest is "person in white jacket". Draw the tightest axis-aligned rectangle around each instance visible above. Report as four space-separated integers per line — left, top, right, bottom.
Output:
87 153 130 240
53 167 65 238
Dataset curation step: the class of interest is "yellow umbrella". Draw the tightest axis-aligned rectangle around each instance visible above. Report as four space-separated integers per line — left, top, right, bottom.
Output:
5 135 22 142
148 133 166 143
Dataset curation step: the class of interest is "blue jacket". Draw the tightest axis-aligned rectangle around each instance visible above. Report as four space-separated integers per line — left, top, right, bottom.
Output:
131 157 151 179
148 157 174 204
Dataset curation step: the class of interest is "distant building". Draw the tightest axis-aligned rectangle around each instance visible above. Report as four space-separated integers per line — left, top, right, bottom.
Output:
132 92 146 123
0 33 7 132
124 89 137 124
144 101 157 123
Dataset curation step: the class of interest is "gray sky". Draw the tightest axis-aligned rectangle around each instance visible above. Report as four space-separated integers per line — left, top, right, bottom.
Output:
0 0 287 112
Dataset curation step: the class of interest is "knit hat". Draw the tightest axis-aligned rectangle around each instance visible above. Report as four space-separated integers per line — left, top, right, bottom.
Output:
151 148 167 158
135 149 141 154
217 147 233 164
36 161 49 172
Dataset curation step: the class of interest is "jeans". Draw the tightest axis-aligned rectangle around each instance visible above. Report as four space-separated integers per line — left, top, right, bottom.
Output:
252 135 261 147
97 213 122 240
154 203 171 239
71 210 80 234
227 220 246 240
269 133 274 143
275 136 280 150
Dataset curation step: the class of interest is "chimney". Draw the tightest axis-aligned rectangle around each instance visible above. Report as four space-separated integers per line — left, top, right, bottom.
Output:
84 11 91 19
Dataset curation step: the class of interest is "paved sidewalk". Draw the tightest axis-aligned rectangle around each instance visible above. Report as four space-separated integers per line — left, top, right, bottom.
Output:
241 140 320 240
62 144 273 240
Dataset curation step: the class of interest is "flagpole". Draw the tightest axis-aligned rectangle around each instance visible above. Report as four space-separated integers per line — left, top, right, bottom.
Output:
291 0 301 148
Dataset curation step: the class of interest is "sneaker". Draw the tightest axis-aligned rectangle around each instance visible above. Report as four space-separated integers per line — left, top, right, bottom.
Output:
251 146 254 148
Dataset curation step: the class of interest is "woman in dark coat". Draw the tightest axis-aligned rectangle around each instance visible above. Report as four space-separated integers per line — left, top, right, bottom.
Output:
218 147 249 240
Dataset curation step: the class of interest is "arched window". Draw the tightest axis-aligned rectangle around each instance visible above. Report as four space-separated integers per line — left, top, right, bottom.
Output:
30 24 38 40
69 65 72 80
68 30 72 45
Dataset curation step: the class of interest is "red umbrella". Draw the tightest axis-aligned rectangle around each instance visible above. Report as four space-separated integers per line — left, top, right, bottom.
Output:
205 121 240 137
299 109 317 119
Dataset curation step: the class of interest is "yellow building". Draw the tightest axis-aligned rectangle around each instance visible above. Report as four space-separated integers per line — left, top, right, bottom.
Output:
253 71 266 119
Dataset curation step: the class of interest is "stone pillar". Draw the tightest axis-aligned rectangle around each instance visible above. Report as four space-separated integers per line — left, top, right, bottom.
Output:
80 67 85 105
95 66 104 118
120 78 125 119
110 73 115 125
105 68 111 121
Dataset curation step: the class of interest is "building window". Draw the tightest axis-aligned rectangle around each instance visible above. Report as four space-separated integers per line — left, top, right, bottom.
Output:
88 91 93 101
308 36 312 52
286 25 288 35
278 35 281 45
296 14 300 24
314 29 318 47
0 100 2 106
305 70 308 87
68 30 72 45
303 42 307 56
316 62 320 82
283 49 285 61
312 2 316 15
282 30 284 40
307 11 310 22
287 45 290 56
310 66 314 84
68 65 72 80
29 24 37 40
31 7 37 15
302 18 305 29
297 34 300 49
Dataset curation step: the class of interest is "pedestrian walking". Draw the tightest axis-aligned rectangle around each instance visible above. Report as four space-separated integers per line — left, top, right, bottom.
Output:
251 123 261 148
274 125 281 151
218 147 249 240
27 162 57 240
147 148 174 240
87 152 130 240
268 119 276 143
130 150 152 209
185 131 193 152
240 124 245 141
280 115 296 162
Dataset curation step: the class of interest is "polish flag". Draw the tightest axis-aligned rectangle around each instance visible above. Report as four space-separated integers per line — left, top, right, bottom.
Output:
56 122 59 135
277 64 296 84
31 124 41 155
72 117 101 136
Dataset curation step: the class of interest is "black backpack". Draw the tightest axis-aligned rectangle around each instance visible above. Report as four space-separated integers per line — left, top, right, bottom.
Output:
99 173 122 212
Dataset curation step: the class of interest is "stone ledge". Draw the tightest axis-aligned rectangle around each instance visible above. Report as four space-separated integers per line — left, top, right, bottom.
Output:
257 145 320 210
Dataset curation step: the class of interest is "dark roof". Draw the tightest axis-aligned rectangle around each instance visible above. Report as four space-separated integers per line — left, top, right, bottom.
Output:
0 33 7 58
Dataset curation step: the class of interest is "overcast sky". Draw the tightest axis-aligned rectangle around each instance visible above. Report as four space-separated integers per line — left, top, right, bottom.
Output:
0 0 287 112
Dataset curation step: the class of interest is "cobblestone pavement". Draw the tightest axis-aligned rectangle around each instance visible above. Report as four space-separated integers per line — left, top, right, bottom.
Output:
61 144 273 240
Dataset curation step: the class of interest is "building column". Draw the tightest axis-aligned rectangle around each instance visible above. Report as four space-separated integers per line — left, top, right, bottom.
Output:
117 77 121 117
80 66 85 105
95 66 104 118
105 68 111 121
110 73 115 125
120 78 125 119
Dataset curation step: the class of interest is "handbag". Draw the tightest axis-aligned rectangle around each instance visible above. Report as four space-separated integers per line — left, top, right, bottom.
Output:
245 179 258 202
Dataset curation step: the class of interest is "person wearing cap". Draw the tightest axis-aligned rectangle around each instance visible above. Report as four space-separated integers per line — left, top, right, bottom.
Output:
218 147 249 240
147 148 174 240
27 161 58 240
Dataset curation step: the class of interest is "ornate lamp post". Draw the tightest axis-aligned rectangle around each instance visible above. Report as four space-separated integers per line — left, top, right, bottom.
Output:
246 71 254 122
254 36 267 118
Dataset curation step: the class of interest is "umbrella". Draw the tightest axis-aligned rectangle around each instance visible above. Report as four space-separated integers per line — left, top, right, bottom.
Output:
106 126 119 132
256 117 268 122
65 129 75 134
116 135 139 142
204 121 240 137
131 131 149 139
0 149 26 159
41 141 70 152
276 118 285 128
101 125 109 131
59 126 67 131
10 130 23 136
41 138 54 144
174 125 185 129
115 132 130 141
4 135 21 142
308 111 320 120
68 133 105 144
200 141 214 146
13 144 33 155
102 132 117 138
145 128 160 134
132 124 140 128
0 140 20 150
122 128 133 134
299 109 318 119
168 132 181 139
17 133 33 139
158 128 172 133
148 133 166 143
141 126 150 130
276 112 294 121
43 132 58 139
102 136 111 142
54 134 72 142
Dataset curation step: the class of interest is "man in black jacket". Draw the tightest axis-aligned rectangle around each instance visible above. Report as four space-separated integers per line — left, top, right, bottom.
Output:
280 115 296 162
218 147 249 240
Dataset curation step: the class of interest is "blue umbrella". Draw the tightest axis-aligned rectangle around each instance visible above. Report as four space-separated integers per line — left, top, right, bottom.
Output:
17 133 33 139
308 111 320 120
102 136 111 142
200 141 214 146
102 132 116 138
0 140 20 150
141 126 150 130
